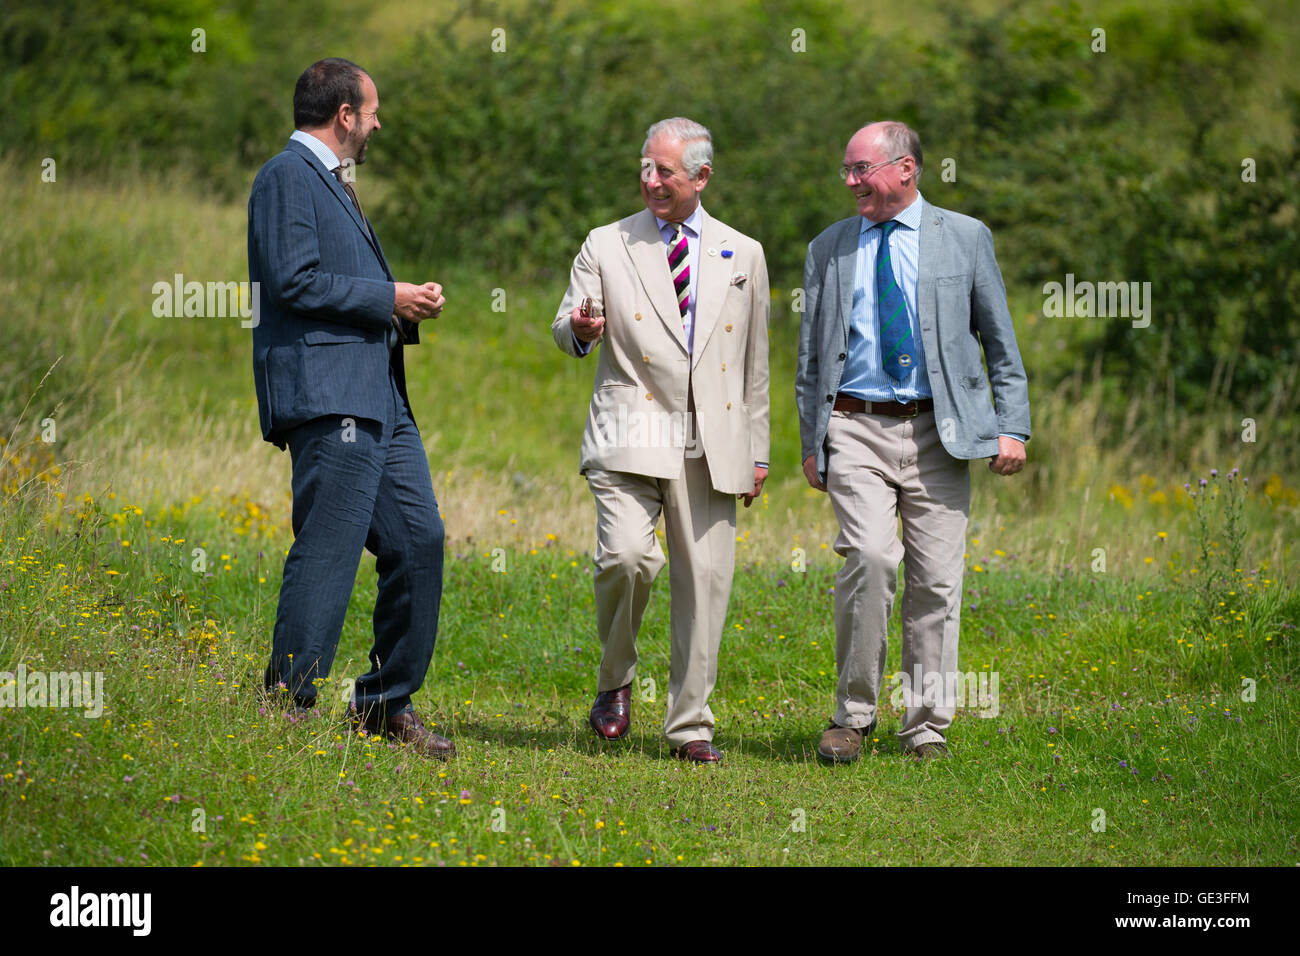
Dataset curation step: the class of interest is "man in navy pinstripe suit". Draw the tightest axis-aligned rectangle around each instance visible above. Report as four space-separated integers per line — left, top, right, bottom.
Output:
249 58 454 757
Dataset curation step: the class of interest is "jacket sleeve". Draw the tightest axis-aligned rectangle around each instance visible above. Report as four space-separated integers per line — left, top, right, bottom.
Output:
743 243 771 466
795 239 825 464
553 231 602 357
970 223 1030 440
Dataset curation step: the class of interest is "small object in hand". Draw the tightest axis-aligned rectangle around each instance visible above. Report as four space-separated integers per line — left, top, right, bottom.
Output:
581 297 604 318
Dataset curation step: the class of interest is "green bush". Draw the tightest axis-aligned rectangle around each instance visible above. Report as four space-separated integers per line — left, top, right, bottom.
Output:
0 0 373 188
3 0 1297 434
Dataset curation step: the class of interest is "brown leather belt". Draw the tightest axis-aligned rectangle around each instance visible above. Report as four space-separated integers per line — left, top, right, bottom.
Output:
834 395 934 418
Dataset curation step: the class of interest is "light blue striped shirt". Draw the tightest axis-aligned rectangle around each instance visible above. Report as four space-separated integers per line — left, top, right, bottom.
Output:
839 192 930 402
290 129 342 171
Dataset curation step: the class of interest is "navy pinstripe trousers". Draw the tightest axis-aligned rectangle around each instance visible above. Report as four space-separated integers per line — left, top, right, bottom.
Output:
265 365 444 716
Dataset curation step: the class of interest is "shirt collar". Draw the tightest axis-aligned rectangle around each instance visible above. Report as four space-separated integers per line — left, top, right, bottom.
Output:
290 130 342 172
859 192 924 234
656 204 704 239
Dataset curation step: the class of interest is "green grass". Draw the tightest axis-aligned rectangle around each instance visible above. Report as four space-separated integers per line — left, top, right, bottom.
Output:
2 153 1298 867
0 487 1296 866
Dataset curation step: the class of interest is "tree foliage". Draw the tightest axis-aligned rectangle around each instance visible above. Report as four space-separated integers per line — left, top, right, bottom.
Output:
3 0 1296 424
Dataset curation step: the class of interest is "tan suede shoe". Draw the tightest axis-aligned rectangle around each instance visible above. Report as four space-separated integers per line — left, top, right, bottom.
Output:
907 741 950 760
817 720 876 763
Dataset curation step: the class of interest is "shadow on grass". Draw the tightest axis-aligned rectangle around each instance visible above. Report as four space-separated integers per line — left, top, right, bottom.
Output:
260 690 944 771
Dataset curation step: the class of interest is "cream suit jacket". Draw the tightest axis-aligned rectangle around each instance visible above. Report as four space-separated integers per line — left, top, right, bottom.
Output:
552 208 770 495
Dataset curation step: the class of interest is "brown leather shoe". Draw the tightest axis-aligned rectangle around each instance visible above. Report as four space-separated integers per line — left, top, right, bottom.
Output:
589 683 632 740
671 740 722 763
817 720 877 764
350 704 455 759
907 741 950 760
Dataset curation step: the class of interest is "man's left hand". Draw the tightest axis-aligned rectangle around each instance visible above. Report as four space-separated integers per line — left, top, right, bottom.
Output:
740 465 768 508
988 436 1026 476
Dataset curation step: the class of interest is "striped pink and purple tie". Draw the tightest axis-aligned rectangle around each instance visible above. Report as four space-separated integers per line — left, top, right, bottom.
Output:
668 223 689 323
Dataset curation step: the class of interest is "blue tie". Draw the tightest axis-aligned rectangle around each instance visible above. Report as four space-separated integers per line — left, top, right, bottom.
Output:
876 221 911 381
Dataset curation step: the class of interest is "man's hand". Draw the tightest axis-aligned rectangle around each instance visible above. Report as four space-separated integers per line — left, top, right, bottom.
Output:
570 305 605 343
394 281 445 323
802 455 827 492
988 436 1026 476
740 465 769 508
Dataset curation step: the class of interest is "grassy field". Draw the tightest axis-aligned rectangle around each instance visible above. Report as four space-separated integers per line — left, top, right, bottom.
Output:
1 163 1297 866
1 500 1295 866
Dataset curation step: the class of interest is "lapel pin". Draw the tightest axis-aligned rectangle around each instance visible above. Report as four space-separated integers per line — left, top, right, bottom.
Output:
707 247 718 257
721 249 734 258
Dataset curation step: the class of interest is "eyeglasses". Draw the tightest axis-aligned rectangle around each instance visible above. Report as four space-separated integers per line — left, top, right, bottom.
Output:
641 157 679 183
839 156 904 180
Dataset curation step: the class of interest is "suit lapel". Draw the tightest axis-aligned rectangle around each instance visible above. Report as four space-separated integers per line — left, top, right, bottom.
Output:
690 209 729 368
368 225 394 280
917 199 942 333
835 217 860 344
624 210 689 354
287 141 390 275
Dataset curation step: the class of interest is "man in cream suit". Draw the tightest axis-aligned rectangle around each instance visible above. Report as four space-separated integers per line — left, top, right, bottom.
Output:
553 117 770 763
797 121 1029 762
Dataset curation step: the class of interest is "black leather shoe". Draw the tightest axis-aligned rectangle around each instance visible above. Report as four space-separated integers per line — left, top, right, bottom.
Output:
589 684 632 740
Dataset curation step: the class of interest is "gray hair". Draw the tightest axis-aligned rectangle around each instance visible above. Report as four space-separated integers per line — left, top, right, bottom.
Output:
642 117 713 179
867 120 923 184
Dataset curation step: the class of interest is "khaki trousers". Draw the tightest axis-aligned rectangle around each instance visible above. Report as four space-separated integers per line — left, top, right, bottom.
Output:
825 409 970 749
586 451 736 746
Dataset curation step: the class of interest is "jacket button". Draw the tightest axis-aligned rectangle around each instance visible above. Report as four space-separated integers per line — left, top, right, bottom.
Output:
726 402 732 409
826 394 834 403
725 324 733 332
643 355 650 363
646 393 653 401
635 312 642 320
838 352 846 360
721 362 726 371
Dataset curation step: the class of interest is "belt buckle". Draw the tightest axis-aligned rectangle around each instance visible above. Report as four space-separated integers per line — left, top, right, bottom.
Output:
901 400 920 419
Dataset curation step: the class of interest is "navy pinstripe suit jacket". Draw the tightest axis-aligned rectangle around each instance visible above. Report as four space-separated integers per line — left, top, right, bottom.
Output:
248 138 419 450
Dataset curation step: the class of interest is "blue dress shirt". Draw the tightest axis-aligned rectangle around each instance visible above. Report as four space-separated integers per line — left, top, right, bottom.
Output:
839 193 929 402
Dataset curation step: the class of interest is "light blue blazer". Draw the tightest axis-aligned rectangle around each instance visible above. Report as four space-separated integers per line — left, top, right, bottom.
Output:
796 198 1030 479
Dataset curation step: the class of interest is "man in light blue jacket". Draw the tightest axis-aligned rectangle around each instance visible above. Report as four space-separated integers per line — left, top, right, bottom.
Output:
796 121 1030 762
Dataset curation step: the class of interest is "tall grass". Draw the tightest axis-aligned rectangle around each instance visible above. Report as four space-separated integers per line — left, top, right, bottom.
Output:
3 159 1293 573
1 165 1296 867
